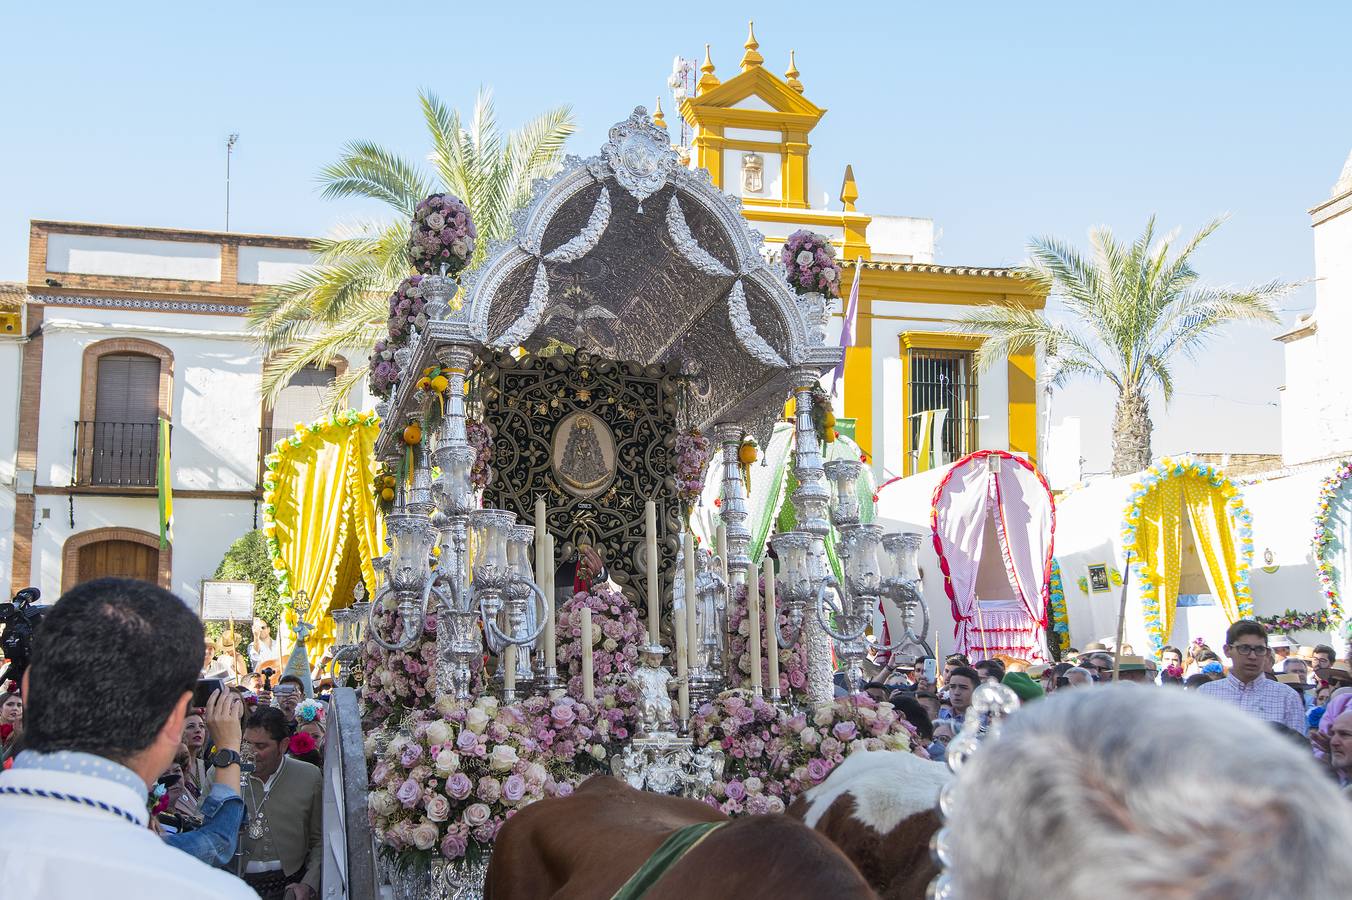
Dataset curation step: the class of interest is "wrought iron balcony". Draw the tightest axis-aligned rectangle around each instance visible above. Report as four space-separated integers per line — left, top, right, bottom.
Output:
72 420 161 488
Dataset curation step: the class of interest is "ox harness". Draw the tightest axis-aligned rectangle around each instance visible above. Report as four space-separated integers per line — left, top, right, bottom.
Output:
610 821 728 899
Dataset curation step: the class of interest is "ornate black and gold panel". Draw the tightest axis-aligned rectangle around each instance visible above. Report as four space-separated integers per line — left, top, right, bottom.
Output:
476 349 681 606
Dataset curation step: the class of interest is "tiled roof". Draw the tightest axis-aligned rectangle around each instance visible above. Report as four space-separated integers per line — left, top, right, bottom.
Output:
852 260 1022 278
0 281 26 311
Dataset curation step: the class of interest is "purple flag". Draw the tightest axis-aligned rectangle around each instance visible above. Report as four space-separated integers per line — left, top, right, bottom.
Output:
830 259 863 397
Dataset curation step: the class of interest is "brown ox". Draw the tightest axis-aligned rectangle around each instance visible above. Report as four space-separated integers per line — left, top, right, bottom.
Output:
787 750 948 900
487 775 876 899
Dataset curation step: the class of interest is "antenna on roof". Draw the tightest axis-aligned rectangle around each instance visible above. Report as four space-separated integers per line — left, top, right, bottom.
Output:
225 133 240 232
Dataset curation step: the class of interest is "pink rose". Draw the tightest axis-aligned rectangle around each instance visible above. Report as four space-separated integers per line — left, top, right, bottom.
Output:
550 703 576 728
806 758 831 783
833 721 858 742
440 831 468 860
395 777 421 808
464 802 492 827
425 794 451 822
477 776 502 803
446 772 473 800
724 780 746 801
502 774 527 803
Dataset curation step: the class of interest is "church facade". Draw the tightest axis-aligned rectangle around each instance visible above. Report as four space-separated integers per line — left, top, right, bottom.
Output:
671 26 1048 483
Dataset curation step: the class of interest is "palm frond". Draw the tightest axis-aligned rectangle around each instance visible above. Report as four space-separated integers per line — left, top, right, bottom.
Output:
317 141 431 216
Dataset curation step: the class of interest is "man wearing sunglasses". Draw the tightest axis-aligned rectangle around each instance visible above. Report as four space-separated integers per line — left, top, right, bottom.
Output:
1199 620 1307 734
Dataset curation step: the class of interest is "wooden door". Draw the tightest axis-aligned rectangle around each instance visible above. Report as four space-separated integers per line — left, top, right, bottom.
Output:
78 539 158 585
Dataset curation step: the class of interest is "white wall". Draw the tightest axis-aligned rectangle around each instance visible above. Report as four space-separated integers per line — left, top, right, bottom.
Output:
0 335 22 589
47 234 222 282
237 246 318 286
1280 327 1319 466
868 216 935 264
1311 208 1352 461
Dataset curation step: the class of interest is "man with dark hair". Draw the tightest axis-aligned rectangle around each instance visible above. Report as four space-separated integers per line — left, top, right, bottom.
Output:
1313 644 1336 671
1199 619 1306 734
942 666 981 727
973 658 1006 684
239 705 323 899
0 578 254 898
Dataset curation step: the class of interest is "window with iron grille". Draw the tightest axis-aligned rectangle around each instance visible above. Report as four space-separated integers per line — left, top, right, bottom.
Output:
85 353 161 486
908 347 978 470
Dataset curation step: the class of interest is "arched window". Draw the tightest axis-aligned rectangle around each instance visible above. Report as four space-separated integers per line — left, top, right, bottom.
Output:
77 339 174 487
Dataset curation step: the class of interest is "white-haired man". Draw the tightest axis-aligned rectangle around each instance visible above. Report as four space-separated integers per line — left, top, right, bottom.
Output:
1329 709 1352 791
942 685 1352 899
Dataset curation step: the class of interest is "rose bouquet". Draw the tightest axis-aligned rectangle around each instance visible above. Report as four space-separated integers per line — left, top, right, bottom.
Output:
360 603 441 732
368 696 575 863
368 339 401 401
674 429 713 519
691 692 913 816
387 275 428 347
408 193 477 277
781 230 841 299
557 586 646 701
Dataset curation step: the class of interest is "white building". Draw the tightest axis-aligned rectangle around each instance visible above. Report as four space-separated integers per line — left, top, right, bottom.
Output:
1279 149 1352 466
2 221 370 607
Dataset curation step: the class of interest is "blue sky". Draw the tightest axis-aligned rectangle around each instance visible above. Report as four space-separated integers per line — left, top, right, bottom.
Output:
2 1 1349 473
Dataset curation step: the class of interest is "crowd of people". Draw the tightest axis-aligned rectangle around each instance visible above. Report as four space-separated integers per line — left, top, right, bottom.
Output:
3 576 1352 898
0 579 328 899
851 619 1352 790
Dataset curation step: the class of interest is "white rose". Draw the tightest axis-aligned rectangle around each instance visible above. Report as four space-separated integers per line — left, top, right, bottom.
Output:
745 777 763 793
364 734 379 759
368 790 396 816
796 250 814 267
524 762 547 786
603 638 618 653
412 821 440 850
464 803 492 827
590 745 606 760
465 708 490 734
425 721 452 745
813 705 835 727
450 239 467 257
488 744 519 772
426 212 446 230
388 736 409 759
823 268 838 281
425 794 451 823
380 669 394 687
799 727 820 746
766 796 785 814
476 696 500 716
435 695 459 718
857 707 877 721
434 749 460 776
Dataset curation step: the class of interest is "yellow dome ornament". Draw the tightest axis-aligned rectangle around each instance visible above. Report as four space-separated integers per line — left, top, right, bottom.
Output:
738 439 758 494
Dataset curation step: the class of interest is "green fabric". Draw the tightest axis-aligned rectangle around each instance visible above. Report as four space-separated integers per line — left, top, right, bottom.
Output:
611 821 726 900
1002 671 1045 702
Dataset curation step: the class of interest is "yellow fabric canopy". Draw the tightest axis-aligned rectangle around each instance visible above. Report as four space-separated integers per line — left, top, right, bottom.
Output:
262 411 385 659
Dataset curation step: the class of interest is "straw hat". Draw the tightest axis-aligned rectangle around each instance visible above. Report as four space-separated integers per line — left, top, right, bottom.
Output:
1317 661 1352 686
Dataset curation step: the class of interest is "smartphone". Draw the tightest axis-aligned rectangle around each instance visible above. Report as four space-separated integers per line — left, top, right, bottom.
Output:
273 683 296 696
922 658 937 683
193 677 225 709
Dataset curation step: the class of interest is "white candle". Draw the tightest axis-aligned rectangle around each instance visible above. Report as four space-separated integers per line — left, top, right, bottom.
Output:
543 533 556 670
645 500 660 645
535 496 547 541
580 606 594 702
748 564 762 695
503 644 517 694
716 523 729 587
684 530 698 678
764 556 779 694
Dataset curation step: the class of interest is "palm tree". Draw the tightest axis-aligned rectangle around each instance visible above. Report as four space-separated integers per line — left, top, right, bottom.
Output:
960 217 1290 476
249 89 575 407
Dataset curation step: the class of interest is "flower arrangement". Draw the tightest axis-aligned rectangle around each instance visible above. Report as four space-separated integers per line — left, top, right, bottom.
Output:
367 696 573 863
260 410 382 602
780 230 841 299
369 339 401 401
1256 608 1337 635
296 699 324 724
387 276 428 347
691 692 912 817
466 419 493 491
726 581 810 701
360 602 441 731
674 429 713 520
557 586 646 701
1310 459 1351 625
407 193 477 277
1119 456 1254 657
1048 561 1070 653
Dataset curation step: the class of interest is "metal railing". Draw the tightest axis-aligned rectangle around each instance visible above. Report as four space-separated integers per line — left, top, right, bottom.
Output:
257 426 289 488
73 420 161 487
908 348 978 467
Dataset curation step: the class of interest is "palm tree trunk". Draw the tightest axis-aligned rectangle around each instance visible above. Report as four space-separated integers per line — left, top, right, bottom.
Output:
1111 388 1152 476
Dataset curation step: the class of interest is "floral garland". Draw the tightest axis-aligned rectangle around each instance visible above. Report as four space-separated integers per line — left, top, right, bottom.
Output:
407 193 476 276
1255 608 1337 635
466 419 493 491
1311 459 1351 624
260 409 381 601
1048 560 1069 652
780 229 841 299
1075 567 1122 593
1120 456 1254 657
690 692 913 817
674 429 713 521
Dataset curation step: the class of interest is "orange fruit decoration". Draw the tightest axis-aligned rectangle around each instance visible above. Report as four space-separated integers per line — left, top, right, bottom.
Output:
403 423 422 445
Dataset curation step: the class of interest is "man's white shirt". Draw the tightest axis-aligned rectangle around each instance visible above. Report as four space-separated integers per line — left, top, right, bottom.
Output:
0 752 257 899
